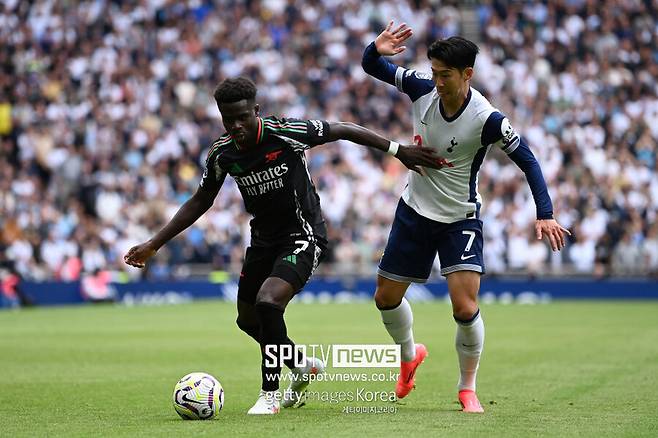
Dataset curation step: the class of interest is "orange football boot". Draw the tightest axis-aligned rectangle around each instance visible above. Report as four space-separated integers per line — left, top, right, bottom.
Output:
396 343 428 399
458 389 484 413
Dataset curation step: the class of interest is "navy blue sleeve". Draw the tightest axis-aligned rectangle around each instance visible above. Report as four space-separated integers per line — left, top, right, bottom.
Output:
361 42 434 102
482 111 554 220
481 111 505 145
508 140 554 219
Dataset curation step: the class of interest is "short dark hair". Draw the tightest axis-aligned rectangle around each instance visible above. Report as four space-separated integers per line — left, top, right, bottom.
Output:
427 37 479 70
213 77 257 104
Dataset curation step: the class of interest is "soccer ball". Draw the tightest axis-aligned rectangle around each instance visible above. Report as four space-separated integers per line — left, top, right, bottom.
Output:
172 372 224 420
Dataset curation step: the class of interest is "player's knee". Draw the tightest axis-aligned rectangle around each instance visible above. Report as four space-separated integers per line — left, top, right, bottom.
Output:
235 317 254 332
374 289 401 310
452 302 479 322
235 316 260 340
255 277 294 309
255 287 287 309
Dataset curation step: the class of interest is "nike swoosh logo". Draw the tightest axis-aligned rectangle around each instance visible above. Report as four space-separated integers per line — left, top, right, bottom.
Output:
181 393 201 405
406 367 417 384
462 343 478 347
420 121 428 125
461 254 476 260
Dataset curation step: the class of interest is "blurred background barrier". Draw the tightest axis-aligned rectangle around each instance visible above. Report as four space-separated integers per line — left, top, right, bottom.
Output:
3 278 656 309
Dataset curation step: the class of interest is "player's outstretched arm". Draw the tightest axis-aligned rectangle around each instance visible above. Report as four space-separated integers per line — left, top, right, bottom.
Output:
508 145 571 251
326 121 439 174
123 185 220 268
506 144 571 251
482 112 572 251
362 21 412 81
362 21 433 101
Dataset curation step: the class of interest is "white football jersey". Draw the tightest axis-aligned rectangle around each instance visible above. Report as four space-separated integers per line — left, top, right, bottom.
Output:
404 86 518 223
362 41 554 223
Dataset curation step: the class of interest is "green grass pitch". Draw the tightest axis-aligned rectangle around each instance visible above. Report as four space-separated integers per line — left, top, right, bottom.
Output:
1 300 657 437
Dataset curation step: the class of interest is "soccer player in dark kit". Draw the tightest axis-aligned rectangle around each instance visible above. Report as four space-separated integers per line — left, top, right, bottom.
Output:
124 77 441 414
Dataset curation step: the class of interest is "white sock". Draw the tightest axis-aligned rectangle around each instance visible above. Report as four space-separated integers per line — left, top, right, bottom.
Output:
455 310 485 391
380 298 416 362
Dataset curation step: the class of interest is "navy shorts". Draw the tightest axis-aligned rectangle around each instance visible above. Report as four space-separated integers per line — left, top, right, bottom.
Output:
378 199 485 282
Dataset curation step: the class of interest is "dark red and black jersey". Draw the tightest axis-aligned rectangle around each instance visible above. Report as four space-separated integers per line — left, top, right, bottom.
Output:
200 116 330 246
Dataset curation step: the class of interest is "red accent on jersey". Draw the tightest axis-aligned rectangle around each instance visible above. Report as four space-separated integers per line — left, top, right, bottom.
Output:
436 157 454 168
415 135 453 168
265 150 283 162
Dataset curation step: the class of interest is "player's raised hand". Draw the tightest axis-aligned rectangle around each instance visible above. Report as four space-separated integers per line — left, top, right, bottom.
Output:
123 242 157 268
375 21 413 56
535 219 571 251
395 145 444 175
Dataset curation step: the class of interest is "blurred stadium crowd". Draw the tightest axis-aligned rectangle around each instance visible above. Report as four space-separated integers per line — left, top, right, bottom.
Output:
1 0 657 281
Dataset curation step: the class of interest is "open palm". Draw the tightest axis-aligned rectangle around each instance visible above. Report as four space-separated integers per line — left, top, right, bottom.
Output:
375 21 413 56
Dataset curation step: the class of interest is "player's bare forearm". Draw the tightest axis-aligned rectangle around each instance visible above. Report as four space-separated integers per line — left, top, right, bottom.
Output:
327 122 389 152
148 187 218 250
124 190 215 269
326 121 441 173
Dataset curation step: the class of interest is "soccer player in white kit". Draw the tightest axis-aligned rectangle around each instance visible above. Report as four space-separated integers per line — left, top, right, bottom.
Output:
362 22 571 412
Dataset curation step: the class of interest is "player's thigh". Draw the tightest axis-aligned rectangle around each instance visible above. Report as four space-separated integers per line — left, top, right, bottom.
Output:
238 246 277 306
378 199 437 283
269 239 325 295
436 219 485 277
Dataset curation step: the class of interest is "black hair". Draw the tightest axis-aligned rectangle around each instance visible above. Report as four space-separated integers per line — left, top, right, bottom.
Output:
213 77 257 104
427 36 479 70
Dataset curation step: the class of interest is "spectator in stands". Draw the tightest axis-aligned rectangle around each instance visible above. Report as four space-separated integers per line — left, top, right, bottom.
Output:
612 230 644 276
